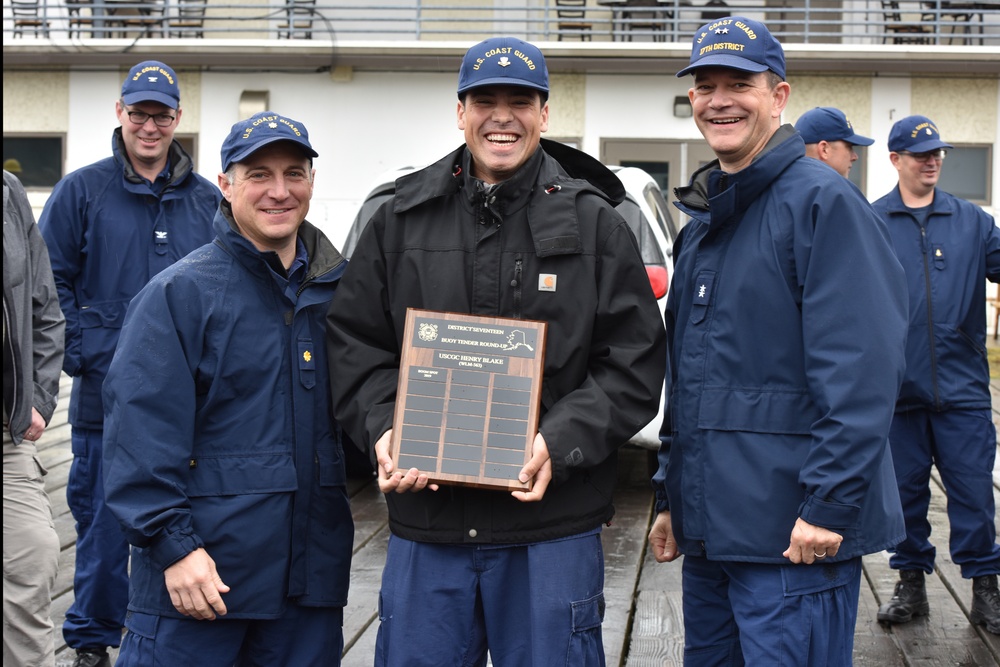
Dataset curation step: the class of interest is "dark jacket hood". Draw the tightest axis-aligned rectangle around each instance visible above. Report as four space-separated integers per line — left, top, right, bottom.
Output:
392 139 625 215
675 123 802 217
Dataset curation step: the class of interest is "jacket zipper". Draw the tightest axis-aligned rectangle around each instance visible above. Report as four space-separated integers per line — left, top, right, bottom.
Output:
919 224 941 409
513 257 523 319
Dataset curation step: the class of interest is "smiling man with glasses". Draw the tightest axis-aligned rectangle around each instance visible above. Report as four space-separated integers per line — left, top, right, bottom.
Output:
872 114 1000 636
37 60 221 667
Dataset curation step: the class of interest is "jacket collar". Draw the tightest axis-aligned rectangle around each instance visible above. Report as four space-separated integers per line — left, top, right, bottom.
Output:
391 140 624 257
112 127 195 191
880 185 957 219
214 201 346 285
676 124 803 225
392 139 625 215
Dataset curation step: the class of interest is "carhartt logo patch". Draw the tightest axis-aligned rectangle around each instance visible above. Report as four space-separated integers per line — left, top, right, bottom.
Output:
538 274 557 292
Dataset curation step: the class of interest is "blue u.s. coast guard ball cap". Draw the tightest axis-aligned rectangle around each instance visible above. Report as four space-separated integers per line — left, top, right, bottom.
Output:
677 16 786 80
795 107 874 146
121 60 180 108
457 37 549 98
220 111 318 172
887 114 953 153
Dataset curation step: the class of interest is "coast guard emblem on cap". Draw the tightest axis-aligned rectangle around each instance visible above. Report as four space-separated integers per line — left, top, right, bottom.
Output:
457 37 549 97
909 120 940 140
538 274 557 292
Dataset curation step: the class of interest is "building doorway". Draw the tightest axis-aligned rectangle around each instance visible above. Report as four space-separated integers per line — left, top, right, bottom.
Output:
601 138 716 226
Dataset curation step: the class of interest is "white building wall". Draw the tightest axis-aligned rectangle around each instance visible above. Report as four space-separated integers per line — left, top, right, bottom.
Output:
867 76 913 200
195 69 464 245
6 67 997 241
583 73 701 152
67 71 124 175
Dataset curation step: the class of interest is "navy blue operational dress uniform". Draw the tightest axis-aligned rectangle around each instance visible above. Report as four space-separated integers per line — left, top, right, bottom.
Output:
103 112 354 666
38 60 220 667
649 17 909 665
873 114 1000 635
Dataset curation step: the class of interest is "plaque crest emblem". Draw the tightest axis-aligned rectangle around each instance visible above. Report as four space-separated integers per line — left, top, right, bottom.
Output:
418 322 439 342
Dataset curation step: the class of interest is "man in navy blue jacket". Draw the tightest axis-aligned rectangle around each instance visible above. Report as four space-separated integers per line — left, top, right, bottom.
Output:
38 60 220 667
103 112 353 665
873 115 1000 635
794 106 874 178
649 16 908 664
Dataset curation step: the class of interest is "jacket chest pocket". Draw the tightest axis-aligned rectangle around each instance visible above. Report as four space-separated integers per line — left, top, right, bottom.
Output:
932 244 946 270
298 338 316 389
690 270 716 324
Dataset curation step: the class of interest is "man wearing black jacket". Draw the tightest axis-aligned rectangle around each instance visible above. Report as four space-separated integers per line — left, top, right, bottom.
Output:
327 36 665 666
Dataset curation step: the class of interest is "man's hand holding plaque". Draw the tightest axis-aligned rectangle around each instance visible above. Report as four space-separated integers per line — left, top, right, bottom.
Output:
510 432 552 502
375 429 439 494
377 428 553 502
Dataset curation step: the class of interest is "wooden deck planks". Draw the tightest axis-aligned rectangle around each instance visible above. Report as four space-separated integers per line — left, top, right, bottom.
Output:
626 548 685 667
33 373 1000 665
601 453 657 667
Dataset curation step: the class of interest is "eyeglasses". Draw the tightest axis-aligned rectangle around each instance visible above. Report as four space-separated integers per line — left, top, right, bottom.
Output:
898 149 947 162
126 110 176 128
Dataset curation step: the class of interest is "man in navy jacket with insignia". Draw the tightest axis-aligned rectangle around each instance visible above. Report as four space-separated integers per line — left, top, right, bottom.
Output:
649 17 908 664
872 114 1000 635
38 60 220 667
103 112 353 665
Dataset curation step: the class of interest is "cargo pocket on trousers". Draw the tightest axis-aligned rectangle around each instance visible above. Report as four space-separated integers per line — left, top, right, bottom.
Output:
565 592 605 667
120 611 159 666
66 432 95 525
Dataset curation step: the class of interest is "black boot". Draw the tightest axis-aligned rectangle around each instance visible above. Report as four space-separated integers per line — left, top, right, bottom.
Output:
71 648 111 667
877 569 930 624
971 574 1000 635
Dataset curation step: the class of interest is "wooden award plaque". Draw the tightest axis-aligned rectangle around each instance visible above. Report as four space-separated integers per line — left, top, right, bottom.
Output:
391 309 547 491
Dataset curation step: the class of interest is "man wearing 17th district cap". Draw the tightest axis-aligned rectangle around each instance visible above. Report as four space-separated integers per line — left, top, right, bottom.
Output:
327 37 665 665
795 106 875 178
871 115 1000 636
37 60 220 667
103 111 354 665
649 16 908 664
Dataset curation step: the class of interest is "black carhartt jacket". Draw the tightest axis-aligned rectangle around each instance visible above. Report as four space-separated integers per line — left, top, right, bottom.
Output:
327 140 665 544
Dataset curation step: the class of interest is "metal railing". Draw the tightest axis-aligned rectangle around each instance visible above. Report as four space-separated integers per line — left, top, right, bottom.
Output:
3 0 999 45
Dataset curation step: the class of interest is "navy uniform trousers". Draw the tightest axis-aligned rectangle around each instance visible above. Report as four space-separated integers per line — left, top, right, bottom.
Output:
887 407 1000 578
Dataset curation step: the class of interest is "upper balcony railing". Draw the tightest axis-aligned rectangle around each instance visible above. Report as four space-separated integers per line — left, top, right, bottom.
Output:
4 0 999 46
